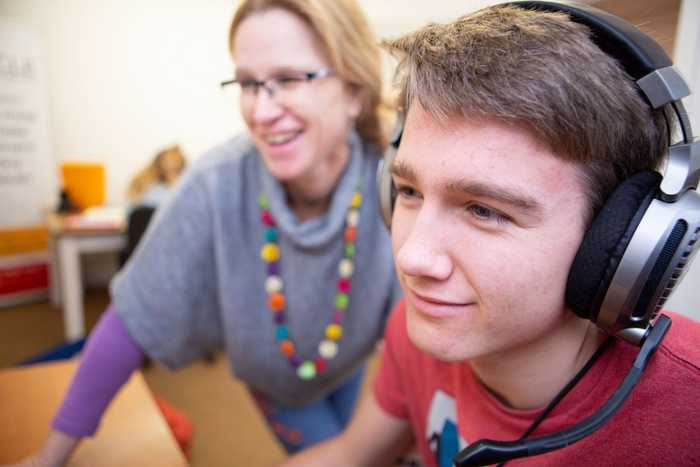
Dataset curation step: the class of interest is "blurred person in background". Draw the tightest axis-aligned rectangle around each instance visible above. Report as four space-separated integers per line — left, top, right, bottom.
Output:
126 144 188 208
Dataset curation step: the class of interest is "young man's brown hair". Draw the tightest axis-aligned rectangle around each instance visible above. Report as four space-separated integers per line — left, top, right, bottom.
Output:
383 5 670 223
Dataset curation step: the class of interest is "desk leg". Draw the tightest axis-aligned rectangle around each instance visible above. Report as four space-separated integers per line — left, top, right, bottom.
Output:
49 235 62 307
58 237 85 340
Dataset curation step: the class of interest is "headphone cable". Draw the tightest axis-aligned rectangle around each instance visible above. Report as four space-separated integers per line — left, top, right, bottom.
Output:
495 336 614 467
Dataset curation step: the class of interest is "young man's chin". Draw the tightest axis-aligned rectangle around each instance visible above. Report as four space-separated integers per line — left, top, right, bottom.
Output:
405 306 474 363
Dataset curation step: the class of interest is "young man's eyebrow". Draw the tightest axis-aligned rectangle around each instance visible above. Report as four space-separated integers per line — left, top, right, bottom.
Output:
388 159 417 182
446 180 543 214
390 159 542 214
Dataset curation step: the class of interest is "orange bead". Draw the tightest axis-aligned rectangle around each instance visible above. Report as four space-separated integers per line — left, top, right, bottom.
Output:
280 340 295 357
268 292 285 311
344 227 357 242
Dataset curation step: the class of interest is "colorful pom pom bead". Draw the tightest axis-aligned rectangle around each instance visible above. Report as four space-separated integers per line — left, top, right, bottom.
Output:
346 210 359 227
344 227 357 242
319 339 338 359
326 324 343 341
289 355 301 368
314 357 327 374
339 259 353 278
264 227 278 242
280 340 295 357
350 193 362 209
274 312 287 324
261 210 275 226
261 243 280 262
332 310 344 324
258 194 269 209
345 243 355 258
268 292 285 311
335 293 349 310
265 275 283 293
267 262 279 275
276 325 290 341
337 278 351 293
297 361 316 380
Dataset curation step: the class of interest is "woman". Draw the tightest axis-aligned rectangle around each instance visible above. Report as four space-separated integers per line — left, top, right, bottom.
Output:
15 0 400 464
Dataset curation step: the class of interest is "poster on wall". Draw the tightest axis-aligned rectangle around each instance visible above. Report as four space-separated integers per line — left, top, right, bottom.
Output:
0 20 57 307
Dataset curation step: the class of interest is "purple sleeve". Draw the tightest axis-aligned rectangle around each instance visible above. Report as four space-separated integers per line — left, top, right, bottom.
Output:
52 305 145 437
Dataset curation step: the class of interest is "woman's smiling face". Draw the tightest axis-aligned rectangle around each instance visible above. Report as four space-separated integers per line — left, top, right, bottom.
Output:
232 8 361 184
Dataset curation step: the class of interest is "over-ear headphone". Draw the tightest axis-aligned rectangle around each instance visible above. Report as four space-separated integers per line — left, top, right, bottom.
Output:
377 0 700 346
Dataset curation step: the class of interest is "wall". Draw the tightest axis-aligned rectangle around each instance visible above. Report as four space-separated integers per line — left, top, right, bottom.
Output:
0 0 240 205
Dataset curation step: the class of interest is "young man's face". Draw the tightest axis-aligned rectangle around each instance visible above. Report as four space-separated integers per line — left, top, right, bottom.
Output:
390 103 590 362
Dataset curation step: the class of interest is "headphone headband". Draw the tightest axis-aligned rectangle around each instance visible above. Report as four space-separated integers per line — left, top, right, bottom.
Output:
508 1 698 199
509 1 671 79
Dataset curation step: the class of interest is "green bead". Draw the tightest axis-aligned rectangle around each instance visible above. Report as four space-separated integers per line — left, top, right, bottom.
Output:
335 293 349 309
297 361 316 380
258 193 269 209
345 243 355 258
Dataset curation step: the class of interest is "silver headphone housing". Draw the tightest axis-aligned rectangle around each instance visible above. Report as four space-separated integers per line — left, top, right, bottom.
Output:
601 191 700 343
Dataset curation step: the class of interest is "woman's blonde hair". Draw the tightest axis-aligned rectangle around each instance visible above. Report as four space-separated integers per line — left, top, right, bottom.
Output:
229 0 391 149
127 145 187 203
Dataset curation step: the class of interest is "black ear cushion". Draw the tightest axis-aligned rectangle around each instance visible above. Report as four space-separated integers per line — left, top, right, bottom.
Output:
566 171 662 321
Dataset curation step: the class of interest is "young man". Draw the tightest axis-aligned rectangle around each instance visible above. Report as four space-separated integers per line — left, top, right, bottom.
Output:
283 4 700 467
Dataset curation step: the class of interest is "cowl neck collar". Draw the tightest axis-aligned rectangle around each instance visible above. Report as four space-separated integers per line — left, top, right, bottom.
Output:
260 131 363 249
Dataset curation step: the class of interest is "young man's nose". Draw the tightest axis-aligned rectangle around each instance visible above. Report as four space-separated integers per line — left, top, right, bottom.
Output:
395 211 453 281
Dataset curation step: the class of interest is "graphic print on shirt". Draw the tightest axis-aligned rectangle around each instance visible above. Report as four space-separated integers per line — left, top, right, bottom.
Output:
426 390 467 467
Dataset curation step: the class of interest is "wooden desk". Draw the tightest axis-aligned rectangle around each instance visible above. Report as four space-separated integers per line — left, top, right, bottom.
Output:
47 212 126 340
0 359 188 466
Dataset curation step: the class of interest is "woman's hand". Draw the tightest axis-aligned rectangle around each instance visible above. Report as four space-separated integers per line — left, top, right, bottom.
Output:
2 431 79 467
3 455 44 467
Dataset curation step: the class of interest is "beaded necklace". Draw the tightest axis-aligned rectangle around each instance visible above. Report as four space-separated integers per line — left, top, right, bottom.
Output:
258 183 362 381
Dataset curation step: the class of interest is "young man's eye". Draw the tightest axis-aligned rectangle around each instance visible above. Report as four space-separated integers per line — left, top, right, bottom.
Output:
395 184 421 200
466 203 509 224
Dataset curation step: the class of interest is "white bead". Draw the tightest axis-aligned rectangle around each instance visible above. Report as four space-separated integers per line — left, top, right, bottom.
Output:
265 275 283 293
318 340 338 359
338 259 354 278
346 210 359 227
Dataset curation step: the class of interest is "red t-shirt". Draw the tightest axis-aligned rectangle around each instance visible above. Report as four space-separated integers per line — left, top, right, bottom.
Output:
374 300 700 467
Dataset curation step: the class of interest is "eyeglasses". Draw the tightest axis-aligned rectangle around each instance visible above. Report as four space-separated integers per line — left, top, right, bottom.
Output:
221 69 335 105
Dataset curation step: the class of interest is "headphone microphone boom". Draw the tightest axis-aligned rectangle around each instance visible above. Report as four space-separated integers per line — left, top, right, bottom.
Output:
376 1 700 466
453 315 671 466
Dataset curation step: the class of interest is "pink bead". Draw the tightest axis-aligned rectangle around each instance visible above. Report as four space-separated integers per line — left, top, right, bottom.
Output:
314 358 327 374
261 210 275 226
337 278 351 293
333 310 344 324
